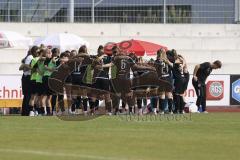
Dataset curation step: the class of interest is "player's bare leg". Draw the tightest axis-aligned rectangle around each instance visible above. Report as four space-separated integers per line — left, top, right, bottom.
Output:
166 92 174 114
81 88 89 116
29 94 38 116
46 95 52 115
65 84 73 114
125 91 135 114
159 92 165 114
104 93 112 115
41 95 47 115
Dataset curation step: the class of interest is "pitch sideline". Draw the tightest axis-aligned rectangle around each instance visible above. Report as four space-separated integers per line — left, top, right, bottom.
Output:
0 148 133 160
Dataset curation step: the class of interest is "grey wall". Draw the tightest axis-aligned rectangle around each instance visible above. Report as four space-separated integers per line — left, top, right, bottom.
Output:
0 23 239 75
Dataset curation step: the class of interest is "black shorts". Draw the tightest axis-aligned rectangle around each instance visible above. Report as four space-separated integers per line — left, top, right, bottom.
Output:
65 74 72 84
85 76 110 99
111 78 131 94
42 76 53 96
71 73 84 85
159 76 173 92
94 71 110 91
132 71 159 90
30 80 37 94
94 77 110 91
36 82 44 96
160 76 173 83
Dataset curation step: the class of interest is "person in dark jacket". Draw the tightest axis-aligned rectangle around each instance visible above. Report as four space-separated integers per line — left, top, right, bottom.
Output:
192 60 222 113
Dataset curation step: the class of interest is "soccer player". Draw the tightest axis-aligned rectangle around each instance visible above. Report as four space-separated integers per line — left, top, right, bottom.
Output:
64 50 75 114
49 51 69 115
28 47 40 116
172 56 189 114
131 56 157 115
72 45 93 115
35 49 48 115
64 50 79 114
42 48 57 115
84 45 112 115
104 46 154 114
192 60 222 113
153 49 174 115
108 46 136 113
134 56 146 115
28 48 47 116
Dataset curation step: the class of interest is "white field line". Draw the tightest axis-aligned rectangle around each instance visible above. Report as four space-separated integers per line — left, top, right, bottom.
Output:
0 148 131 160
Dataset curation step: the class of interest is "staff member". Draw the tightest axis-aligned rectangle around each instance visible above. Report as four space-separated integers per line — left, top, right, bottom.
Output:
192 60 222 113
19 47 36 116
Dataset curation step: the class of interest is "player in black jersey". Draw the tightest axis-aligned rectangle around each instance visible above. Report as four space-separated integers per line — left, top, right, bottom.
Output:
172 55 189 114
103 46 154 114
103 46 135 113
130 55 158 115
64 50 75 114
49 51 70 114
71 45 93 115
153 49 175 114
49 46 93 115
84 45 112 115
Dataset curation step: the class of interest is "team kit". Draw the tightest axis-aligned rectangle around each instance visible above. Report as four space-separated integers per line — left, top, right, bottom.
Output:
19 44 222 116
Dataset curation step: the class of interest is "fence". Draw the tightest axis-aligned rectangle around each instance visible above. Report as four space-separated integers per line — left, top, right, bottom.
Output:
0 0 238 24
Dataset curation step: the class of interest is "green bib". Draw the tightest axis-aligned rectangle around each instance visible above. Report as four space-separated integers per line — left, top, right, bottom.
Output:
36 61 45 83
111 64 117 79
83 65 93 84
44 60 56 76
30 57 39 81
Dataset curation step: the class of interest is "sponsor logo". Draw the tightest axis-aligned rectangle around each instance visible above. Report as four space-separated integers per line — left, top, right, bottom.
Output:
232 79 240 103
206 81 224 100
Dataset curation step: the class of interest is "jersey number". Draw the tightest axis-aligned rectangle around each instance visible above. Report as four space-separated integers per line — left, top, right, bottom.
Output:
121 60 126 70
161 62 168 74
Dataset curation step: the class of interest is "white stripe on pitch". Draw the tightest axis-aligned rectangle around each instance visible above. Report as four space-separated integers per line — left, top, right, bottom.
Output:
0 148 132 160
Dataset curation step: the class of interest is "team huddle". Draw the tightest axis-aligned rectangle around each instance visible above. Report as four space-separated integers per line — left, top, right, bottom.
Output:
20 44 222 116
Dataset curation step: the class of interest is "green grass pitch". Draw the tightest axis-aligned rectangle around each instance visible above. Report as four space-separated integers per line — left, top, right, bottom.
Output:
0 113 239 160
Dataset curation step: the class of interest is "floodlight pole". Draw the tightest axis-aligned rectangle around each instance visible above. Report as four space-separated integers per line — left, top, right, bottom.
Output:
92 0 104 23
235 0 240 23
163 0 166 24
20 0 23 22
7 0 10 22
91 0 95 23
69 0 74 23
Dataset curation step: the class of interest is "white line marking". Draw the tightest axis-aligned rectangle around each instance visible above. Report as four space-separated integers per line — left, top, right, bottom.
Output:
0 148 129 160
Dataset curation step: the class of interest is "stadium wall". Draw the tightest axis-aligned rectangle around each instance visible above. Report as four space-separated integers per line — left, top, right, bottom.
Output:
0 23 240 75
